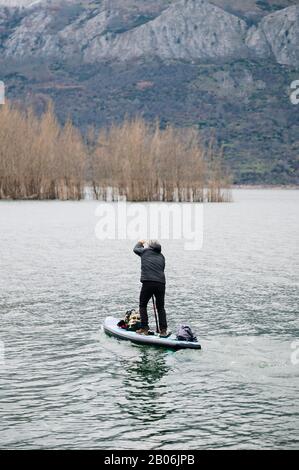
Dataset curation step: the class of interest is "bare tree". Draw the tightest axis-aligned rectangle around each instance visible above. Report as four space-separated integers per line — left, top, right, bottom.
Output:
0 104 231 202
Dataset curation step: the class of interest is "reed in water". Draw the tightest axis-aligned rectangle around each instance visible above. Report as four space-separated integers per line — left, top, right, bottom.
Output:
0 102 85 200
0 102 231 202
89 118 231 202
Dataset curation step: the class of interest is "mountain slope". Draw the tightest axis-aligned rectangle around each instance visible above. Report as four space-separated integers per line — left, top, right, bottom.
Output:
82 0 249 63
251 5 299 66
0 0 298 184
2 0 299 65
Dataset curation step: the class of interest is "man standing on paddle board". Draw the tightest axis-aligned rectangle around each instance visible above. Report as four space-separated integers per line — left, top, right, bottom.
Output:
133 240 167 336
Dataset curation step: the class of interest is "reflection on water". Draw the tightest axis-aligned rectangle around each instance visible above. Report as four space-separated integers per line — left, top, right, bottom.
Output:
118 348 174 423
0 190 298 449
125 349 170 385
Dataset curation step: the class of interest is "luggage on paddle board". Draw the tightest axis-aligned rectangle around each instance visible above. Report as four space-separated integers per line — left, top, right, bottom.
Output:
103 316 201 350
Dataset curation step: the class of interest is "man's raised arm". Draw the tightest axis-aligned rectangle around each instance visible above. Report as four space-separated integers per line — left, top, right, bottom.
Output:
133 240 146 256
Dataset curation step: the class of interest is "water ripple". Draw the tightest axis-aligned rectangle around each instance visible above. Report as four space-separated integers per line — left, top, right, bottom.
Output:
0 191 298 449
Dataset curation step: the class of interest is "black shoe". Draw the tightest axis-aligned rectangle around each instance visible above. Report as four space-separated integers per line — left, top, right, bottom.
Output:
159 329 168 337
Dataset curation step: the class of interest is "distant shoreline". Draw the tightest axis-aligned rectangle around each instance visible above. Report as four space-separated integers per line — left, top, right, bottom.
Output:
232 185 299 190
0 185 298 203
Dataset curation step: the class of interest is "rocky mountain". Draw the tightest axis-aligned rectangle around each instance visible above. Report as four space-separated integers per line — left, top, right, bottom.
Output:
0 0 298 184
1 0 299 65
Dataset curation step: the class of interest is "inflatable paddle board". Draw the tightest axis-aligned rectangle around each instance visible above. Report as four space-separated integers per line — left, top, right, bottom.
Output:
103 316 201 350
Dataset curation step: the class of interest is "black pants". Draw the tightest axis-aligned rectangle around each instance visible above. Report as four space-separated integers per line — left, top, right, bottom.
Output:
139 281 167 330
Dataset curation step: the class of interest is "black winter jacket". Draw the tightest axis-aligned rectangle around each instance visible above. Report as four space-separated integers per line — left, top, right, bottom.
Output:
133 242 166 284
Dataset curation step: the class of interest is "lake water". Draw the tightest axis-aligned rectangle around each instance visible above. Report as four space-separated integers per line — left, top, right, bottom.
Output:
0 190 298 449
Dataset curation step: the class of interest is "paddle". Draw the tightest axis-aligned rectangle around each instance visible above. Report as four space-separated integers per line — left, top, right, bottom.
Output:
152 295 160 334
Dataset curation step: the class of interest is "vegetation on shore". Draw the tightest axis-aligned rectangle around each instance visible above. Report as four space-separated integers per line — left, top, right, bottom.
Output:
0 102 231 202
